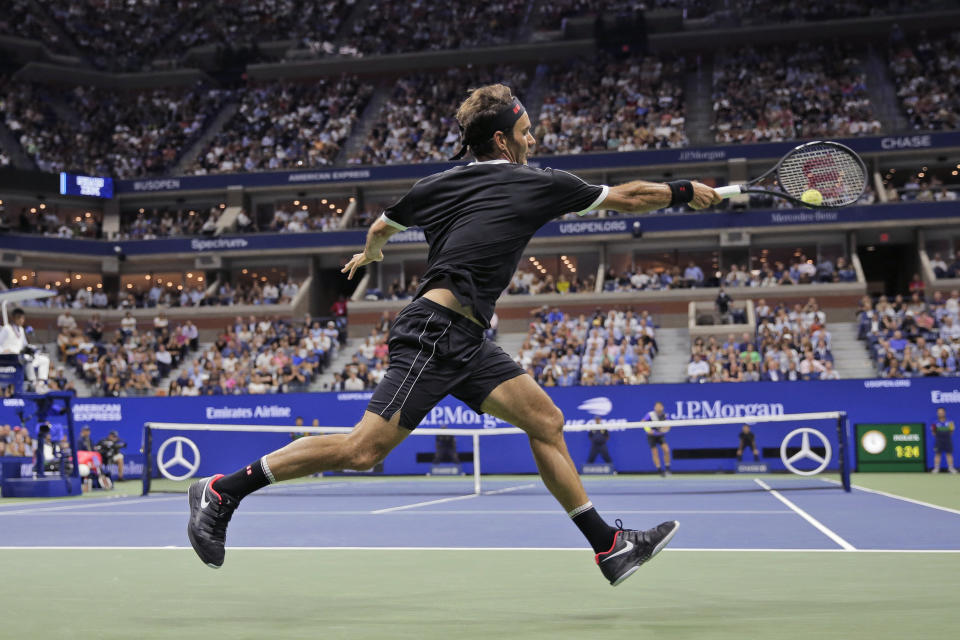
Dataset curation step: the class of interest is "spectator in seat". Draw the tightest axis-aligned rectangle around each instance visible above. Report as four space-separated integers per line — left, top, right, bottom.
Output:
683 261 704 288
715 288 732 323
836 257 856 282
930 253 947 278
815 256 835 283
948 251 960 278
687 352 710 382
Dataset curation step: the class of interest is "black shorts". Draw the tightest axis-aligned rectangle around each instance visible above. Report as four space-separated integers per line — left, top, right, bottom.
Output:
935 432 953 454
739 434 756 448
647 433 666 448
367 298 525 430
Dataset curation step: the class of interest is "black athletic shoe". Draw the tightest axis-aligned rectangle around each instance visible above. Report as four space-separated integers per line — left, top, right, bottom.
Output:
595 519 680 586
187 474 239 569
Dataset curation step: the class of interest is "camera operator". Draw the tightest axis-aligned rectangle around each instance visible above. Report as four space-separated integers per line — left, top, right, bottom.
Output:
96 430 127 481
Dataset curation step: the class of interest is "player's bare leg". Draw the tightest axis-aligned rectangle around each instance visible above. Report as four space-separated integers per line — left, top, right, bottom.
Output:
263 411 409 479
187 411 409 568
933 452 941 473
480 375 586 511
650 446 662 472
481 374 678 586
661 443 672 476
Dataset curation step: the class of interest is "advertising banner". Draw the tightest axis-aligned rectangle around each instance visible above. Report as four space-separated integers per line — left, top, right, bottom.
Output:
114 132 960 194
3 378 956 479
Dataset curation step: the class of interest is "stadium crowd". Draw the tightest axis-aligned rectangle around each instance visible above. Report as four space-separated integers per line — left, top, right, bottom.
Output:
516 306 658 386
178 0 354 60
0 0 64 49
11 275 301 310
2 80 229 178
189 77 373 174
858 291 960 378
929 252 960 279
6 206 101 238
506 269 598 296
600 254 856 294
56 311 199 396
166 316 341 396
349 67 529 166
729 0 931 25
687 298 838 382
888 30 960 131
535 53 688 155
712 42 880 143
119 206 220 239
345 0 528 56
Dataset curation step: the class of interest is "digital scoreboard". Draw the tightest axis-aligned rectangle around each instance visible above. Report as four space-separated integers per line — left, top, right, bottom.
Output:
855 423 926 472
59 172 113 198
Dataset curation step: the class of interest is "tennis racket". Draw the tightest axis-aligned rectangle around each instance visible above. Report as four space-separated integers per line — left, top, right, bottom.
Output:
714 140 867 209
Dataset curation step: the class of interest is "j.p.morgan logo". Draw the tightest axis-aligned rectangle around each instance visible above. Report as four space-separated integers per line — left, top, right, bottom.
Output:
669 400 784 419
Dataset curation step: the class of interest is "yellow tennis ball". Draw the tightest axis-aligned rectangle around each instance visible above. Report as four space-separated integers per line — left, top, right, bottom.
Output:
801 189 823 206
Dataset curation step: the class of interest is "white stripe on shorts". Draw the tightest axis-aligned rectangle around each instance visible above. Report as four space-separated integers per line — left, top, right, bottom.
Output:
397 320 452 417
380 312 433 418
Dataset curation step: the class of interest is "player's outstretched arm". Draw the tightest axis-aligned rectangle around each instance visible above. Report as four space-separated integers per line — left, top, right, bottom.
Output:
600 180 721 213
342 217 400 280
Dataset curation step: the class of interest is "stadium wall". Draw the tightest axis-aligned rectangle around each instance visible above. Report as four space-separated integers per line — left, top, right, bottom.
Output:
3 378 954 477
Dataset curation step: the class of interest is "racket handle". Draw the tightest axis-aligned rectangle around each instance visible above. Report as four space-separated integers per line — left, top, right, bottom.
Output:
715 185 743 198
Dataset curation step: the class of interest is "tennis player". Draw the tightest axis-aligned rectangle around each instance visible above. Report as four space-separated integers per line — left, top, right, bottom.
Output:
931 407 957 474
736 424 761 462
642 402 672 476
188 84 722 585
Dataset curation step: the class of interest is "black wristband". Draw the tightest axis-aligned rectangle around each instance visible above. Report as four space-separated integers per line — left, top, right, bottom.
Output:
667 180 694 206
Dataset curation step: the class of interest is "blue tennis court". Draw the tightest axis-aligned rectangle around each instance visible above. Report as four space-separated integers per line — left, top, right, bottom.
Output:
2 475 957 551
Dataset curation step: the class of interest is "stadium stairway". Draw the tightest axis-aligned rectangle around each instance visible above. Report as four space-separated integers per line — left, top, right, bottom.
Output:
829 321 877 380
330 0 374 52
336 80 394 164
173 98 240 174
864 46 909 134
522 63 550 122
682 57 714 146
649 327 690 384
0 118 35 170
311 338 365 392
43 343 97 397
494 332 527 362
22 0 87 60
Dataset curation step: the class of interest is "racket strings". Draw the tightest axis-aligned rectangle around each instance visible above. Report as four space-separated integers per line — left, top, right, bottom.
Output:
777 144 866 206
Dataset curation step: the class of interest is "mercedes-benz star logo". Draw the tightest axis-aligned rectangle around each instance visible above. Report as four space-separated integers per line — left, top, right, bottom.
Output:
779 427 831 476
157 436 201 481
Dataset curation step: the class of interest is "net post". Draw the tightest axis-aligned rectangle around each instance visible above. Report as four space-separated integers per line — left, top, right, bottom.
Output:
141 423 152 497
838 413 851 493
472 433 481 495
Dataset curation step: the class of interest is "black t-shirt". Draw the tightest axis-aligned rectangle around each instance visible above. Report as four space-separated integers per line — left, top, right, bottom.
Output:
739 431 755 445
382 160 607 327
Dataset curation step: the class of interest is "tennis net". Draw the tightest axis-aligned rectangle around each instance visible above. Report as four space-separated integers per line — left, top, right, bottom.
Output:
141 411 850 497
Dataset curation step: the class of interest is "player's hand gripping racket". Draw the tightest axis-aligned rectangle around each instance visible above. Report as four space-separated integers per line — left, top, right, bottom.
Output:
714 140 867 209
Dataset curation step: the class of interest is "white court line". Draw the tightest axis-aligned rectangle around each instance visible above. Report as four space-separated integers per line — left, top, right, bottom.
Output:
369 483 537 514
0 546 958 553
0 508 796 517
482 483 537 495
820 477 960 517
0 496 183 516
370 493 478 514
754 478 856 551
0 493 150 510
